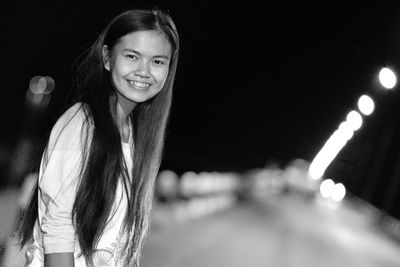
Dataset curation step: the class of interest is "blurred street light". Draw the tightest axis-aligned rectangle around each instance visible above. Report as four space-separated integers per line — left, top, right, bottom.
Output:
378 67 397 90
357 95 374 116
345 110 363 131
6 75 55 186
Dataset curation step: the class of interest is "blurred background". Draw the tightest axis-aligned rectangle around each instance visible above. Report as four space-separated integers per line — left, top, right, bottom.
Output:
1 0 400 266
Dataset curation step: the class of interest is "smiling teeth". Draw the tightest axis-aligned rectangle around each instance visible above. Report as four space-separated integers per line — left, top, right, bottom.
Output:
129 81 150 89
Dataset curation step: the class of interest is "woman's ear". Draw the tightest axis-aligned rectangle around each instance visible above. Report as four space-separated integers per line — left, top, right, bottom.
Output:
102 45 111 71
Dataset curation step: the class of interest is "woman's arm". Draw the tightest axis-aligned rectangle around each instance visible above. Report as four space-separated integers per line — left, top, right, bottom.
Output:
40 105 87 266
44 253 74 267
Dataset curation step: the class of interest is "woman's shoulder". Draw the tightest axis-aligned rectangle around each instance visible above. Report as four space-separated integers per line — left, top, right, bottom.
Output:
57 102 88 124
53 102 91 130
48 102 92 150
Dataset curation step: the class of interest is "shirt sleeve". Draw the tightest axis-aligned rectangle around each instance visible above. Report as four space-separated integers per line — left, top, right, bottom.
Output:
38 103 90 254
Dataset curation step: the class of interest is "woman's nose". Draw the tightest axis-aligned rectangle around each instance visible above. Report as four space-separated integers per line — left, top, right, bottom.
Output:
134 61 150 77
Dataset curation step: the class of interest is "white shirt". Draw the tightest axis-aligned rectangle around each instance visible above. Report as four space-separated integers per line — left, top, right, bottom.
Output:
25 103 133 267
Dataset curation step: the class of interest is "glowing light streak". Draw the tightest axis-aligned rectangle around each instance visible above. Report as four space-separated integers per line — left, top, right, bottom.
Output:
309 126 352 180
309 112 363 180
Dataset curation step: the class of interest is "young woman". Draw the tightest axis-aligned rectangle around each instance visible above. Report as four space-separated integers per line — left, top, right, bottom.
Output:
16 8 180 267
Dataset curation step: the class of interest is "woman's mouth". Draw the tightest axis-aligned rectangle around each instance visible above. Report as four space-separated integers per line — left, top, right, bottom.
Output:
128 80 151 90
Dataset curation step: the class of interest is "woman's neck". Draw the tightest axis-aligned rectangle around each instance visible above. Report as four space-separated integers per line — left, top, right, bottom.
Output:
115 94 137 142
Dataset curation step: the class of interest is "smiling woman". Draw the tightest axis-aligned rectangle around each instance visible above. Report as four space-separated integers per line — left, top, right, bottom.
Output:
15 8 180 267
102 30 172 142
102 30 172 115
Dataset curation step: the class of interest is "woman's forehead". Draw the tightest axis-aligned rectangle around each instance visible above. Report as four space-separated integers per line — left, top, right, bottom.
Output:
115 30 172 57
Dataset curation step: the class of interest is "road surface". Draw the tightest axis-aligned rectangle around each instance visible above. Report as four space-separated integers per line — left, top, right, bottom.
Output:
142 193 400 267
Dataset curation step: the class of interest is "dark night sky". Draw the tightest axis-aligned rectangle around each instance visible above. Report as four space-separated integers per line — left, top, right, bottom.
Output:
2 0 400 177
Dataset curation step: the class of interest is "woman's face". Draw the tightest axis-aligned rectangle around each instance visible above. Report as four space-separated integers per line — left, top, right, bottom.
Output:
103 30 172 111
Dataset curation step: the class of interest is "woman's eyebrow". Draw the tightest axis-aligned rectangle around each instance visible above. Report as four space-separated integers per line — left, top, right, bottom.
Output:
123 48 170 59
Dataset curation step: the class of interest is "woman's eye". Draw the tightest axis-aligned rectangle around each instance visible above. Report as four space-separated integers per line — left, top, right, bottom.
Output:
153 59 166 65
126 54 138 60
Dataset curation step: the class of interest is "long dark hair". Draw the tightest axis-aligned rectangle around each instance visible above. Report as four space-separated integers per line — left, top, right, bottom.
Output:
17 8 179 266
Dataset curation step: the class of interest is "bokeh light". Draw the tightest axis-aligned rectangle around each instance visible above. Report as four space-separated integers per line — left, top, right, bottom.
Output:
29 76 55 95
357 95 374 116
29 76 47 94
379 67 397 89
345 110 362 131
331 182 346 202
320 179 335 198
